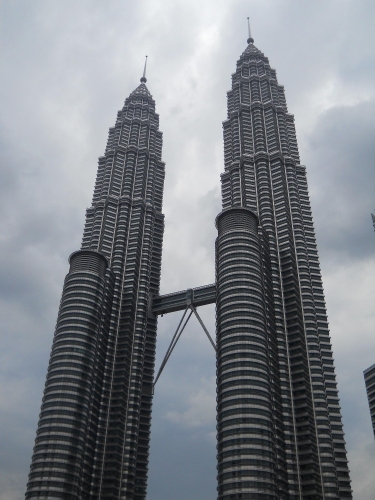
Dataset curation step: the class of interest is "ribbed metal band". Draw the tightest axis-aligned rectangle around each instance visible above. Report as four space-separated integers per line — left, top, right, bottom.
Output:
69 249 108 276
216 208 258 236
26 252 114 499
216 208 279 500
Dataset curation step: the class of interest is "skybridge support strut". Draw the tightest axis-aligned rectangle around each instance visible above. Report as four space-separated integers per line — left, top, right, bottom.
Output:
153 307 193 387
151 285 217 388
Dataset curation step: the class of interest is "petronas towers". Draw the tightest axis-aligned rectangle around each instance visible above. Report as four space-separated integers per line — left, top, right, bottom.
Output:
26 31 352 500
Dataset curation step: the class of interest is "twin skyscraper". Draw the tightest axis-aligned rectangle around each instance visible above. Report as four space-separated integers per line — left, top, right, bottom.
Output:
26 32 352 500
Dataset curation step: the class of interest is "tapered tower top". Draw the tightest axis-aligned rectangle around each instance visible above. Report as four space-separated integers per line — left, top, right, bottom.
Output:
247 17 254 44
140 55 148 83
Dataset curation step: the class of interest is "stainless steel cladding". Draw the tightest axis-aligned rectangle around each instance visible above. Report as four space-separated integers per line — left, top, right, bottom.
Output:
216 208 285 499
27 249 114 499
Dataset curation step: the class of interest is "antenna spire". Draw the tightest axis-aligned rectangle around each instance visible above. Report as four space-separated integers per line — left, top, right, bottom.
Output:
247 17 254 44
140 55 148 83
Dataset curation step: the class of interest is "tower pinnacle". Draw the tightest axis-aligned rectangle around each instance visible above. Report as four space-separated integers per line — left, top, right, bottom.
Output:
140 55 148 83
247 17 254 44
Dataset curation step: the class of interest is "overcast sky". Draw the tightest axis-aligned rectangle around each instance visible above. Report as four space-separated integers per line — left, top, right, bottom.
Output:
0 1 374 499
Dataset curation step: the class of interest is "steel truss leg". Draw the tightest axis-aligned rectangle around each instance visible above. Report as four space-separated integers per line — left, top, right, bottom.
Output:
153 305 216 388
190 304 217 352
154 308 193 387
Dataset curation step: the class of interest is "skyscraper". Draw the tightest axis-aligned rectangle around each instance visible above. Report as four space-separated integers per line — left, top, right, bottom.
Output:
26 72 166 499
26 29 352 500
364 363 375 438
214 30 352 500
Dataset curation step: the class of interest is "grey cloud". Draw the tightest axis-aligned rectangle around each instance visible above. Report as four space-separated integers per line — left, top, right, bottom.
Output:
148 423 216 500
0 1 374 499
306 100 375 261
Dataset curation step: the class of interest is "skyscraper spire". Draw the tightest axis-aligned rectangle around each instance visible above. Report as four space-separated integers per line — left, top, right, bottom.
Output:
247 16 254 43
140 54 148 82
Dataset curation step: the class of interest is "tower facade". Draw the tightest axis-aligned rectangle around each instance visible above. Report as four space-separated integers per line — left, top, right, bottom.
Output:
26 80 165 499
215 37 352 499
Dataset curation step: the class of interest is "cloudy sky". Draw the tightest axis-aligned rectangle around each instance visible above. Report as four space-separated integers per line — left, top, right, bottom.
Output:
0 0 374 499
